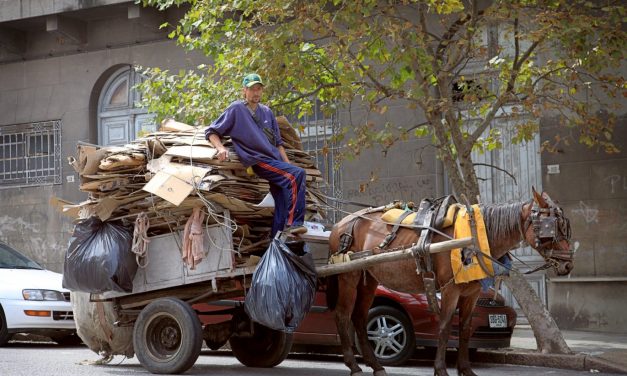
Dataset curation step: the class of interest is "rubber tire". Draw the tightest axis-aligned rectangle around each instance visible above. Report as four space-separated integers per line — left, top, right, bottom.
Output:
362 305 416 366
0 306 12 346
229 323 293 367
133 298 203 375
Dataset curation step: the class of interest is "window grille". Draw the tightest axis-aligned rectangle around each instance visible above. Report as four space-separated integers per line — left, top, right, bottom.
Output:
289 101 343 223
0 120 62 188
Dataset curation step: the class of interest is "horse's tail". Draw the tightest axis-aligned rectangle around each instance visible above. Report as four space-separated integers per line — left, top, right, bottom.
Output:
326 275 339 311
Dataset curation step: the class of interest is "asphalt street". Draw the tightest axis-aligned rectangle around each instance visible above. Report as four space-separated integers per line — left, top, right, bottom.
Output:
0 341 620 376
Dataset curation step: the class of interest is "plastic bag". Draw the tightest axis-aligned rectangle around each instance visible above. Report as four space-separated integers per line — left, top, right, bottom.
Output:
62 217 136 293
244 238 317 332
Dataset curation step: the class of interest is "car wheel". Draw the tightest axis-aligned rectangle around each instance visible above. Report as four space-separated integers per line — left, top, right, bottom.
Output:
362 305 416 366
133 298 203 375
0 306 12 346
229 323 293 367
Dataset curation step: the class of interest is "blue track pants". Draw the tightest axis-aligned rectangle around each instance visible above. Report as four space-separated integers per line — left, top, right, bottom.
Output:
252 159 307 237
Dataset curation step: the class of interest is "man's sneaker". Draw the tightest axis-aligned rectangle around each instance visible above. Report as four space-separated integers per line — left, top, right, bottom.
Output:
285 225 308 235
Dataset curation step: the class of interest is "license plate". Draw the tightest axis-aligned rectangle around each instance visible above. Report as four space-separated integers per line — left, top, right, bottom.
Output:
489 314 507 328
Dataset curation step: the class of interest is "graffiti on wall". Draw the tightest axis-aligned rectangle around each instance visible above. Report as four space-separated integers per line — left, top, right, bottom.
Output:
570 201 627 233
0 214 65 269
603 174 627 195
572 201 599 225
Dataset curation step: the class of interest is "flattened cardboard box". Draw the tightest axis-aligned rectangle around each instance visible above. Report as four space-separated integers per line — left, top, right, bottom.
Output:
142 162 211 206
143 171 194 206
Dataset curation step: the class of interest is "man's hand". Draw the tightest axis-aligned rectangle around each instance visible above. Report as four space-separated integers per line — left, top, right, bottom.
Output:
278 145 290 164
208 133 229 161
216 147 229 161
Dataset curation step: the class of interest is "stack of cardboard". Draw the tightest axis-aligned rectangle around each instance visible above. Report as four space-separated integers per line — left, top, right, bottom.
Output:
59 117 328 258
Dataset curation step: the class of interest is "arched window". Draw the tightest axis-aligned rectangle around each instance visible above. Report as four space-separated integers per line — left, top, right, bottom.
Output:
98 66 155 146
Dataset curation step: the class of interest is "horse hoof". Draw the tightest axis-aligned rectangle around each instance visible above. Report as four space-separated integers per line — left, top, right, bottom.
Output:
350 372 364 376
373 370 388 376
434 369 450 376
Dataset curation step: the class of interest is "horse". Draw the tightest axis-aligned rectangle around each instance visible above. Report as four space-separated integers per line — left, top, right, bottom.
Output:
326 187 573 376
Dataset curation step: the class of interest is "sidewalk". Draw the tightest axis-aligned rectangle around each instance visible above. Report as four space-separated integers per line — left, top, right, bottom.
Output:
476 325 627 374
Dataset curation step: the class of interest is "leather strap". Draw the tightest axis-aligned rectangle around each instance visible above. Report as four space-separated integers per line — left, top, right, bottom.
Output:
411 200 439 314
339 217 359 254
378 209 414 249
464 204 494 278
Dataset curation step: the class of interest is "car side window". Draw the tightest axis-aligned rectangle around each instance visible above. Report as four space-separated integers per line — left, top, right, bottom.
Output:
0 243 41 269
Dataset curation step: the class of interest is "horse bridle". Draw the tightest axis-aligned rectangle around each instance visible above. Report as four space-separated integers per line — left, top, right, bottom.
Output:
522 199 573 264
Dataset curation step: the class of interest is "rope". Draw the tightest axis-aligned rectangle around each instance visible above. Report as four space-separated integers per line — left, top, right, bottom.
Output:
131 212 150 268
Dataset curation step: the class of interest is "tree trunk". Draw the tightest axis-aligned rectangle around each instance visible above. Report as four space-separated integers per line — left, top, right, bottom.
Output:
503 270 571 354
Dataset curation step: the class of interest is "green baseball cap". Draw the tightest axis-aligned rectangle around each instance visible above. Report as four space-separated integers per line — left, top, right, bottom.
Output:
242 73 264 88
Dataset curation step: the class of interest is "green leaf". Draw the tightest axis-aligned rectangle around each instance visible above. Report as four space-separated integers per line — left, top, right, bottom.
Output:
137 0 625 197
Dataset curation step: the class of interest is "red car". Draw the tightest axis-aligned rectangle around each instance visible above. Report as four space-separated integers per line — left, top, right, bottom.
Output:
196 285 516 366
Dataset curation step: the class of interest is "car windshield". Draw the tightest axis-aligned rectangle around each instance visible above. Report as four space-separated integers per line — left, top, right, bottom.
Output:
0 243 43 270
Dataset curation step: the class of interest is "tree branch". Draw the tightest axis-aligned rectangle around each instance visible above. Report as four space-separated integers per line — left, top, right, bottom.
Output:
513 18 520 68
471 34 544 141
473 162 518 184
443 0 482 73
276 83 341 106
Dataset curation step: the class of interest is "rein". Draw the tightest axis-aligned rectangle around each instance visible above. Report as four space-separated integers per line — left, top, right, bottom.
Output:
477 198 573 275
328 195 572 277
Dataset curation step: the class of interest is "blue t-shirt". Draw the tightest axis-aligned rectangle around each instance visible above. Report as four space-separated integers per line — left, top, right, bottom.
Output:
205 100 283 167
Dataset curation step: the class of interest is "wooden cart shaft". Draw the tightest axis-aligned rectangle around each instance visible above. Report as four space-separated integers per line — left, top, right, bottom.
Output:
315 237 473 277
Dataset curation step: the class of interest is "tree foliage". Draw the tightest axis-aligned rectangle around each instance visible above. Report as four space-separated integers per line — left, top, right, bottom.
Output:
138 0 625 198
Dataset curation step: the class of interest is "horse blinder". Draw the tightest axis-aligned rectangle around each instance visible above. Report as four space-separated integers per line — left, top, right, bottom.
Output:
528 205 573 263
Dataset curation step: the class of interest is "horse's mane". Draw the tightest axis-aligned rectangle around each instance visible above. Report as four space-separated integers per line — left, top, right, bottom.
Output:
480 202 524 248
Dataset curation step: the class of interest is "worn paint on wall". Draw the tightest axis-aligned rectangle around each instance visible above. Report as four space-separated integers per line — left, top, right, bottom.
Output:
549 282 627 333
542 114 627 333
0 214 67 271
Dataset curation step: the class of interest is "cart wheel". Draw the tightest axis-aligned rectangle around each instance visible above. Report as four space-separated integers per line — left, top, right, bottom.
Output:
229 323 293 367
133 298 202 374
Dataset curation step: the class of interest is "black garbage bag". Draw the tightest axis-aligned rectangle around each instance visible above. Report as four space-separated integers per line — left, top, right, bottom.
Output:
62 216 136 293
244 238 317 332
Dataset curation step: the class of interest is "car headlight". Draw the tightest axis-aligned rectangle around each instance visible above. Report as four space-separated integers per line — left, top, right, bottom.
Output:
22 289 65 301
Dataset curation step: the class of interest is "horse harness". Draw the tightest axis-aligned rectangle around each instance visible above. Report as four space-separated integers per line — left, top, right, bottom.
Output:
337 196 458 314
334 195 573 317
522 199 573 268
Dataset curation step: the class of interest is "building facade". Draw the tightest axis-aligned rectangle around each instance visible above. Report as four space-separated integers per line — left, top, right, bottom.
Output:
0 0 625 333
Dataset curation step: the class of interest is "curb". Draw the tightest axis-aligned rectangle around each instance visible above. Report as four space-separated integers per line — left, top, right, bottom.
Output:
475 349 627 374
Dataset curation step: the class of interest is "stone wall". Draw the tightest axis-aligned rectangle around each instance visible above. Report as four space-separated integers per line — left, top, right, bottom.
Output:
541 114 627 333
0 3 204 271
338 104 442 210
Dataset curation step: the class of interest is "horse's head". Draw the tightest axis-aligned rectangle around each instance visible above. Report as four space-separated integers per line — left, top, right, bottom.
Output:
522 187 574 276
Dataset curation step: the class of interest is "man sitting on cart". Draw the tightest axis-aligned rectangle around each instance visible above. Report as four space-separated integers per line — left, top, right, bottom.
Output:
205 73 307 238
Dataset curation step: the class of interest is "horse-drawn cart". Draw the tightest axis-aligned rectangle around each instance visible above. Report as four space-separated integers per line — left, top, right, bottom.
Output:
86 206 473 375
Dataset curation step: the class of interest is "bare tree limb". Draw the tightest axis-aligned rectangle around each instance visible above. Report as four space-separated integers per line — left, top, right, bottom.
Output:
473 162 518 184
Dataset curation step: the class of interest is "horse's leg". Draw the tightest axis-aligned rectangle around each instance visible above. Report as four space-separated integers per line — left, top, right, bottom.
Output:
335 271 365 376
434 286 461 376
351 272 388 376
456 284 481 376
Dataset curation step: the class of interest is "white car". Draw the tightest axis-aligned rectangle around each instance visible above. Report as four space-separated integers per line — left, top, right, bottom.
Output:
0 241 78 346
